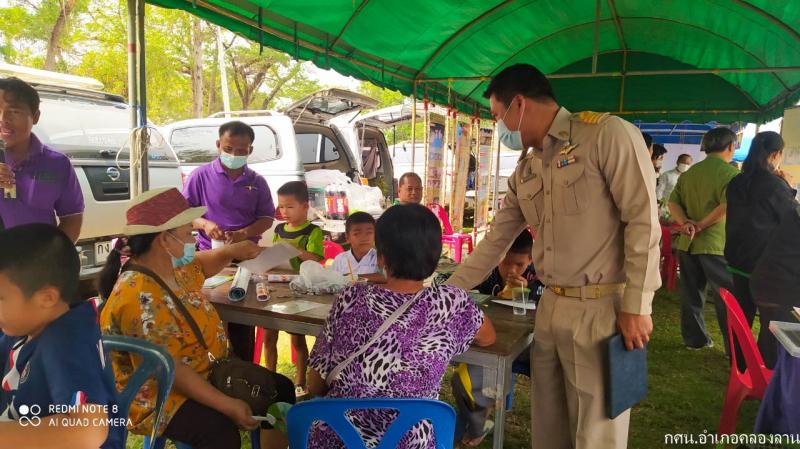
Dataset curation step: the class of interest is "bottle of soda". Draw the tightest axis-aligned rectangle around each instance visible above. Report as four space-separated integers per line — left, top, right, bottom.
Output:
339 185 349 219
325 185 336 219
334 184 346 220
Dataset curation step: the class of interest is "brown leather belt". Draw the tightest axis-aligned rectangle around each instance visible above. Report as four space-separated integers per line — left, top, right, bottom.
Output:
547 283 625 299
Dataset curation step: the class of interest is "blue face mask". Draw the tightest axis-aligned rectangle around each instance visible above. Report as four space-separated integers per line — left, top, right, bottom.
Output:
220 152 248 170
497 100 525 151
168 233 196 268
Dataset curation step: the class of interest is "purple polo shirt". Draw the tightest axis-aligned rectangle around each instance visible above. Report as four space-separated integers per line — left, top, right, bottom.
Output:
182 158 275 250
0 133 84 229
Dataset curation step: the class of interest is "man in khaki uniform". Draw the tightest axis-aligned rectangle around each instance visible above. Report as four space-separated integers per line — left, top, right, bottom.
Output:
447 64 661 449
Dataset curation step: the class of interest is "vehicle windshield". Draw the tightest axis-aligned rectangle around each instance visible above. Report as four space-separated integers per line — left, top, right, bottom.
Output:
34 94 176 162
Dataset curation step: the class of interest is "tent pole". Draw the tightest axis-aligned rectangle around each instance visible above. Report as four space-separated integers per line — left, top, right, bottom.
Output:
492 124 501 214
127 0 138 198
423 92 429 203
417 66 800 82
618 50 627 112
615 109 757 115
592 0 600 74
411 81 417 174
136 0 149 193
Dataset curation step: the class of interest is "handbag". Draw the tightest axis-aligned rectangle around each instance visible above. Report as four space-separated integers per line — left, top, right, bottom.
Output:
123 263 294 415
326 286 428 385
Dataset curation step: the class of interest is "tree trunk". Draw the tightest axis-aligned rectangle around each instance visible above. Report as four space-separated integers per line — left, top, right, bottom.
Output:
207 64 218 113
190 16 204 118
44 0 77 70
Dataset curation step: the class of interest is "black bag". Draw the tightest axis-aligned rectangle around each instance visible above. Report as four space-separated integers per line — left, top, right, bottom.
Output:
123 264 294 415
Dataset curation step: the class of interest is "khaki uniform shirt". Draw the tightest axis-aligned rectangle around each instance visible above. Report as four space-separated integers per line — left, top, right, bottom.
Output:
447 107 662 315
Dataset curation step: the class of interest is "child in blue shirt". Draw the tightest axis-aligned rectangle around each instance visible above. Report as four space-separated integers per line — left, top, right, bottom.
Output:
0 224 121 449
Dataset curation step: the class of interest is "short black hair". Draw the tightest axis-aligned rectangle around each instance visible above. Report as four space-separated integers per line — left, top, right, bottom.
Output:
508 230 533 256
375 204 441 281
677 153 692 164
702 127 737 154
0 224 80 304
652 144 667 159
219 120 255 143
641 132 653 149
345 211 375 234
399 172 422 187
277 180 309 204
0 77 40 113
483 63 556 106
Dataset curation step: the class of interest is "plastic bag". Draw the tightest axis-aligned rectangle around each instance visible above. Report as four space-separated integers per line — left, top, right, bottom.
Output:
304 169 352 189
343 183 383 215
289 260 351 295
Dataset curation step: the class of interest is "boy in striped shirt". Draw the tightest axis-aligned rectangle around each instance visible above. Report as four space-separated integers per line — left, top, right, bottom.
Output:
0 224 121 449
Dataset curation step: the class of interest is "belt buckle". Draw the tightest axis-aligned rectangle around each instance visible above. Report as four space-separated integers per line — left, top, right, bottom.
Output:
552 286 565 296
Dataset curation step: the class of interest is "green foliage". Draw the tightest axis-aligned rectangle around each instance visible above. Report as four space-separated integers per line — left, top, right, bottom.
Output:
0 0 320 124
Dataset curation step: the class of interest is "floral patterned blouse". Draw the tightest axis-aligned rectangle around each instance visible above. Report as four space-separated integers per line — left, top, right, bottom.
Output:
308 283 484 449
99 260 228 436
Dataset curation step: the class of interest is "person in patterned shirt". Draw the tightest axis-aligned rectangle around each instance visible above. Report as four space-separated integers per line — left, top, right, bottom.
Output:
96 188 276 449
307 204 496 449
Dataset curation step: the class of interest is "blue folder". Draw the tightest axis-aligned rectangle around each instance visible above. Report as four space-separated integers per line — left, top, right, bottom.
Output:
606 333 648 419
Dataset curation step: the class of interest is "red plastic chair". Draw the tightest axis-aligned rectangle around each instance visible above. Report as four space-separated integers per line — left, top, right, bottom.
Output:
718 288 773 435
660 225 678 291
428 203 473 263
323 240 345 261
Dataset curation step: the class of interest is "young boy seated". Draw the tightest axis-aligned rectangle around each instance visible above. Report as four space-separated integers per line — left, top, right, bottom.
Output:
331 212 385 283
266 181 324 397
451 230 542 447
474 229 540 298
0 224 122 449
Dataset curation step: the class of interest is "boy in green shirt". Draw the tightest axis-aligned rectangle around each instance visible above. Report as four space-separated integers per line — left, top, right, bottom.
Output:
668 128 739 353
266 181 323 396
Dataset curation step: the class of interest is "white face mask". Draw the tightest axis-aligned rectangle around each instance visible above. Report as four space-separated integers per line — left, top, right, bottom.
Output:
676 163 690 173
497 100 525 151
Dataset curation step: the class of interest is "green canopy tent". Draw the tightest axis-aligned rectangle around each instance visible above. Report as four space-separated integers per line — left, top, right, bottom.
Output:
140 0 800 123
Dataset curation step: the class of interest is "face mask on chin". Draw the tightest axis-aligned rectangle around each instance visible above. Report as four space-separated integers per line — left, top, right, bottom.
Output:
497 100 526 151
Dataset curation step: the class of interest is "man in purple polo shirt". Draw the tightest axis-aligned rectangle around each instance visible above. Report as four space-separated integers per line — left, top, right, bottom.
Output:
182 120 274 361
183 120 275 250
0 77 84 242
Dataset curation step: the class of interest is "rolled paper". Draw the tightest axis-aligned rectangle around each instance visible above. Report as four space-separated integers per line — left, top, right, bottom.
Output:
229 266 251 302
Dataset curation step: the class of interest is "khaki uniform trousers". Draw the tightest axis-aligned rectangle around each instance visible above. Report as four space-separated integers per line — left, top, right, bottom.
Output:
531 288 630 449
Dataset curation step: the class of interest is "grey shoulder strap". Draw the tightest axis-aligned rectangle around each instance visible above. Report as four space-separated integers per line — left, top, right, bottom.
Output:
326 287 428 385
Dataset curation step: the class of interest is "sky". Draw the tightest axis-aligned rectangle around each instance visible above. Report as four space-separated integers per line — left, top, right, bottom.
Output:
305 63 360 90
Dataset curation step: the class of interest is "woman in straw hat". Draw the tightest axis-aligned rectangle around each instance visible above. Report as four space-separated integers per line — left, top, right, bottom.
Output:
97 187 276 449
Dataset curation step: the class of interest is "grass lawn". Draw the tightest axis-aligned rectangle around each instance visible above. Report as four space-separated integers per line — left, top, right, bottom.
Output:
128 286 760 449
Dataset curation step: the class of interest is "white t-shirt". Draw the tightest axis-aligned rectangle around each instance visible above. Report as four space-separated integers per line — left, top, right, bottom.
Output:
332 248 379 275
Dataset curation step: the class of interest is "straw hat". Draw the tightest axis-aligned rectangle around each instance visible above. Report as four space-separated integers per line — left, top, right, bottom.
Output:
122 187 207 236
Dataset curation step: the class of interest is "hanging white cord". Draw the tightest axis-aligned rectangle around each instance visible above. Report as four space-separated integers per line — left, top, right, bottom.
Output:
114 125 168 198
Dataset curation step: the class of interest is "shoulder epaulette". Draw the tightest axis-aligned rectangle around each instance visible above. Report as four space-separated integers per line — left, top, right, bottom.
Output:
573 111 610 124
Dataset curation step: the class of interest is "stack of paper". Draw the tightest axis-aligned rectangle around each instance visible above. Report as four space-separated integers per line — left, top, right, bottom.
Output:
238 243 300 274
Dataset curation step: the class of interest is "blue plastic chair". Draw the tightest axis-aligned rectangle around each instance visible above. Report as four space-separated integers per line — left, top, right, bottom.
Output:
102 335 175 449
287 398 456 449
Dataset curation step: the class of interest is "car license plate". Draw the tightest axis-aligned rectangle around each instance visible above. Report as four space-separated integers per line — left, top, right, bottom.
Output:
94 241 112 265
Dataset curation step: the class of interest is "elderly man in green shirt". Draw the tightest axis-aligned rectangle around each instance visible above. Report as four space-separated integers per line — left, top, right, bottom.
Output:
669 127 739 353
